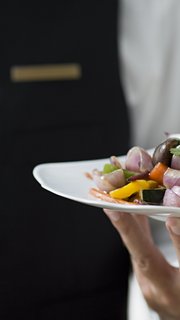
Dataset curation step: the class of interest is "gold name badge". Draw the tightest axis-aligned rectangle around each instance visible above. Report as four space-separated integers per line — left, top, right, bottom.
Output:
10 63 82 82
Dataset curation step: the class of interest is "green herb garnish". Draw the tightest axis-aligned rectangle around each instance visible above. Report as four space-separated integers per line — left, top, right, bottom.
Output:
170 147 180 156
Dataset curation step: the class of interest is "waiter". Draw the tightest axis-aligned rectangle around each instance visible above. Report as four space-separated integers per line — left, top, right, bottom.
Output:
0 1 130 319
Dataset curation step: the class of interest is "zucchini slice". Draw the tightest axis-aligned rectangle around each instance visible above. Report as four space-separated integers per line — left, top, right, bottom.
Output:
140 188 166 205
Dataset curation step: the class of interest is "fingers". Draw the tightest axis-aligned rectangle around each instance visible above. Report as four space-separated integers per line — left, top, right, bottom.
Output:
103 210 153 259
104 210 180 316
103 210 151 256
103 210 170 281
166 217 180 266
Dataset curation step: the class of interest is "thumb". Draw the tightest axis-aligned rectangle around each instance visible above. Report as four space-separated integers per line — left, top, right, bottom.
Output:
166 217 180 267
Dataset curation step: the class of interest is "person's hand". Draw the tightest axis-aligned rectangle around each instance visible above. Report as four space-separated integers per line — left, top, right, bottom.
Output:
103 209 180 320
166 217 180 266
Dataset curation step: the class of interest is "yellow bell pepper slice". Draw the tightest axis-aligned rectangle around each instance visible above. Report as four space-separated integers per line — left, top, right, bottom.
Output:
109 179 158 200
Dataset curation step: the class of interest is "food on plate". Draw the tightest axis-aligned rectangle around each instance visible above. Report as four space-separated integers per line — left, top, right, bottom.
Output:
152 138 179 166
89 137 180 207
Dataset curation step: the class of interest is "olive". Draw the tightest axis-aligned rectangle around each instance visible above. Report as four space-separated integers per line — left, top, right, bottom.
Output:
152 138 180 166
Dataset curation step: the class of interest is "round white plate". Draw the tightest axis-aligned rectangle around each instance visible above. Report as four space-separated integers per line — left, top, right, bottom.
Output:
33 153 180 222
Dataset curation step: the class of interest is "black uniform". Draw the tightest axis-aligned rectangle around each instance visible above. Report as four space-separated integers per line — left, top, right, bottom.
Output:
0 1 131 319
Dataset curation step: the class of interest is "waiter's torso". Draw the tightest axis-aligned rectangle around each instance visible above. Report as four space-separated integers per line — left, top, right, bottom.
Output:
0 2 130 319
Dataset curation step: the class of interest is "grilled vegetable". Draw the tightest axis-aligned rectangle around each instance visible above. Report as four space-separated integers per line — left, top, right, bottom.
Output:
163 186 180 207
139 188 166 204
163 168 180 189
152 138 180 166
125 146 153 173
109 179 158 200
171 145 180 169
149 162 168 185
92 168 126 192
89 135 180 207
102 163 119 174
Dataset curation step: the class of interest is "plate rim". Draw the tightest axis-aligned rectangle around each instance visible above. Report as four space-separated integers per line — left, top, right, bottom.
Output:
33 157 180 219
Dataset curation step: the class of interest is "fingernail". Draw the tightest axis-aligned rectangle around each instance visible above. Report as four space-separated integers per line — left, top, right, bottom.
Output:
103 209 121 222
166 218 180 236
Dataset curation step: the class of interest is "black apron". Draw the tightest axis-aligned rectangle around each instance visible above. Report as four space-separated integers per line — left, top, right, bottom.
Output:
0 1 131 319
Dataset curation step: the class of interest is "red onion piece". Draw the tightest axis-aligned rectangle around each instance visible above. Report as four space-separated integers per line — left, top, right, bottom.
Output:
163 168 180 189
92 168 126 192
110 155 122 168
163 186 180 207
125 146 153 173
171 155 180 170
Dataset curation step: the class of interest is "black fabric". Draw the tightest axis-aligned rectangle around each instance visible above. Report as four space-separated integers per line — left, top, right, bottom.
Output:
0 1 131 319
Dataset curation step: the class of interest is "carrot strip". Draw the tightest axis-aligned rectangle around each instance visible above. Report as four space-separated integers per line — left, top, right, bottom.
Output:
149 162 168 185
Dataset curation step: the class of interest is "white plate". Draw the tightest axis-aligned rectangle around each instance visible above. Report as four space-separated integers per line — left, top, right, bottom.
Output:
33 154 180 222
